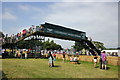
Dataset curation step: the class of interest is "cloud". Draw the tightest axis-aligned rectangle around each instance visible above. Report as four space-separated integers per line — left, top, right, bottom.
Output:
42 2 118 48
0 2 2 31
2 12 17 20
61 0 120 2
18 5 42 12
2 0 120 2
2 2 118 48
18 5 30 11
2 8 17 20
18 4 44 20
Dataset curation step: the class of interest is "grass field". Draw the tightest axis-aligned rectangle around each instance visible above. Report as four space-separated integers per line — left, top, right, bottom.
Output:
2 58 119 78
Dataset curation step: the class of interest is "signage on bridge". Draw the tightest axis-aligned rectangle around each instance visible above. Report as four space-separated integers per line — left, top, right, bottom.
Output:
41 22 86 41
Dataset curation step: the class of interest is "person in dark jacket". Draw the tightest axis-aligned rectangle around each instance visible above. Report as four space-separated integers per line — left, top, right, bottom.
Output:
62 52 66 63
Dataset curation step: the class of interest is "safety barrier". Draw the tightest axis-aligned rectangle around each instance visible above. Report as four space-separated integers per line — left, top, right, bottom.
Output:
54 54 120 66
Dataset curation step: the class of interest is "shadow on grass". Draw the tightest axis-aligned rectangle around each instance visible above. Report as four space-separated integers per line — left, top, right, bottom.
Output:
106 67 110 70
96 66 110 70
77 63 81 64
95 66 99 68
101 66 111 70
2 71 8 80
53 65 61 67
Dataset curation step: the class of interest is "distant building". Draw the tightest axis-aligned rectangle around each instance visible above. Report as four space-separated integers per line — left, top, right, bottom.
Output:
102 50 120 57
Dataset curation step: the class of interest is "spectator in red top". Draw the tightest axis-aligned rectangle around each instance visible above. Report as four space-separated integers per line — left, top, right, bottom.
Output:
53 53 56 61
22 29 27 37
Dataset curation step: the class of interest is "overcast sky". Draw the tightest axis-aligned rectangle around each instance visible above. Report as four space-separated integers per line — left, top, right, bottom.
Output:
1 0 119 49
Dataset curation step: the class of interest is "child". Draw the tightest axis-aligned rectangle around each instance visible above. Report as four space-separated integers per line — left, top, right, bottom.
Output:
53 53 56 61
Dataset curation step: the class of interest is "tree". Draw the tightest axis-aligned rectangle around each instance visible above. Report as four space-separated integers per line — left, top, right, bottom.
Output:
0 32 5 46
72 41 106 51
72 41 84 51
0 32 5 38
3 36 63 50
92 41 106 50
42 39 62 50
42 39 51 50
16 40 42 49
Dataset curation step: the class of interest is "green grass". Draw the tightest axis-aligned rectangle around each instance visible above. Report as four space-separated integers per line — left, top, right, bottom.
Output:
2 58 119 78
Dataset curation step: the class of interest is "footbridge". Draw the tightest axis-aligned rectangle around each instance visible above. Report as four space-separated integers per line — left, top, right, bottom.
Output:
2 22 101 55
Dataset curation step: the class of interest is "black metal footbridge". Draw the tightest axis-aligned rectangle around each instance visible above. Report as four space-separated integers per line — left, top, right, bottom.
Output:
2 22 101 55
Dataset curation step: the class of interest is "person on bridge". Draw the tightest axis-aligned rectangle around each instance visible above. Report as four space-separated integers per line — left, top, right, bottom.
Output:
88 37 92 41
18 32 22 39
40 26 44 32
29 27 33 34
32 25 36 32
22 29 27 37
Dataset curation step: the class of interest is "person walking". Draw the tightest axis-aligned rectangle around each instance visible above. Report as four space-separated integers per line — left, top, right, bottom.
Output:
93 54 98 68
20 49 23 59
101 51 107 70
48 51 54 67
25 50 28 59
99 54 102 69
62 52 66 63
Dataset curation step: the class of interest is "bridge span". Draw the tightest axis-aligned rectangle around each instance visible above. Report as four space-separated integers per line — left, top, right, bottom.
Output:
2 22 101 55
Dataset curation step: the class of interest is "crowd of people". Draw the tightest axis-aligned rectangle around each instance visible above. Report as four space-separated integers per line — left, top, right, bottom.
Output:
106 52 118 56
2 47 110 70
70 55 79 63
93 51 107 70
2 25 44 44
48 50 108 70
0 25 115 70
